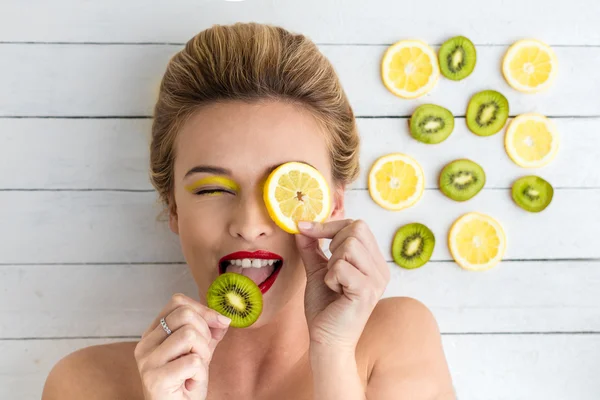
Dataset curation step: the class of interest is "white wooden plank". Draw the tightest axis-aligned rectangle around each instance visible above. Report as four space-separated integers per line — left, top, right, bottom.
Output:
0 119 152 190
0 338 119 400
1 0 599 45
0 191 182 264
354 118 600 190
4 335 600 400
2 2 597 398
1 261 598 338
444 334 600 400
385 261 600 334
1 118 598 190
352 188 600 261
0 264 199 338
0 45 171 117
1 189 599 264
1 44 599 117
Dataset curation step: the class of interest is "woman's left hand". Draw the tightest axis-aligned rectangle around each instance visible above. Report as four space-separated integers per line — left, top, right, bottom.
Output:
295 219 391 352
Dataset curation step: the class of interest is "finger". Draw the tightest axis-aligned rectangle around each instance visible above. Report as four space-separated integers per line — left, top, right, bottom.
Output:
139 322 228 373
294 232 330 276
173 306 212 341
145 353 207 394
328 236 376 277
328 222 389 281
207 322 229 351
145 326 212 370
186 377 199 393
137 306 215 358
296 218 354 239
324 259 373 302
328 220 375 255
331 236 390 286
142 293 230 338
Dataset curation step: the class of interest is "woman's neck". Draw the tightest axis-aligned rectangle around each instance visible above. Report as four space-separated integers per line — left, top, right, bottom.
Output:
210 286 311 395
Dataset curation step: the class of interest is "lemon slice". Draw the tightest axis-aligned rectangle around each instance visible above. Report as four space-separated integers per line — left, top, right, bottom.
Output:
263 162 331 234
381 40 440 99
368 153 425 211
448 212 506 271
505 113 559 168
502 39 558 93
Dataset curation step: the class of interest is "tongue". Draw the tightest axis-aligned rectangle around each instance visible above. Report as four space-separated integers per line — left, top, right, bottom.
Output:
226 264 275 286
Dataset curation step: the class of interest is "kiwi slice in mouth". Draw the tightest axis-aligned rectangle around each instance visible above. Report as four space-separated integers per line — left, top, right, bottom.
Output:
439 36 477 81
466 90 509 136
512 176 554 212
392 223 435 269
206 272 263 328
409 104 455 144
439 159 486 201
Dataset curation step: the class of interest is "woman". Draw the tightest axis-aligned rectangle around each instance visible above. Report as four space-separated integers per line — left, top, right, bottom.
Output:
42 22 455 399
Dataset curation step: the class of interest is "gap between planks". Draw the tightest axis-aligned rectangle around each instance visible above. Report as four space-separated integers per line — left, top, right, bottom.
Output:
1 42 600 48
1 258 598 266
3 331 600 341
1 115 600 119
0 188 597 191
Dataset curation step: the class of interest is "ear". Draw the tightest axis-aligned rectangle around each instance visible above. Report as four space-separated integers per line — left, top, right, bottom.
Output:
329 183 346 221
168 206 179 236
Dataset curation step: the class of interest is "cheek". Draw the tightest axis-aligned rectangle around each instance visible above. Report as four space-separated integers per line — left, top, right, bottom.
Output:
178 203 229 242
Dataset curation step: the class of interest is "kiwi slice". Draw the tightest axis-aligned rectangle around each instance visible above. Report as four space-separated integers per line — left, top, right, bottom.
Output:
466 90 509 136
392 223 435 269
439 36 477 81
409 104 455 144
439 159 486 201
512 176 554 212
206 272 263 328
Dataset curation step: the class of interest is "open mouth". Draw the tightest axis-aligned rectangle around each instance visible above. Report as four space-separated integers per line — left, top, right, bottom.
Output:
219 257 283 294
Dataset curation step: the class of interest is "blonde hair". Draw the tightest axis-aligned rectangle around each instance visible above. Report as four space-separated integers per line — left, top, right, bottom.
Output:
149 22 360 220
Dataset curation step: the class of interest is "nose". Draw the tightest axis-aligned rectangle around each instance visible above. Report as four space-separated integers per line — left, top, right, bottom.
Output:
228 186 275 242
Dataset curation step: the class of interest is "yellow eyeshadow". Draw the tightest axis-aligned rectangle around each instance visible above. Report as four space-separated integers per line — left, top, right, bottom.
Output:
184 176 240 193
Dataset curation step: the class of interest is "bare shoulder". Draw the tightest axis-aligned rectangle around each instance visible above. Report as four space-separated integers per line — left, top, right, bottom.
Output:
357 297 456 399
365 296 440 340
42 341 142 400
357 297 440 366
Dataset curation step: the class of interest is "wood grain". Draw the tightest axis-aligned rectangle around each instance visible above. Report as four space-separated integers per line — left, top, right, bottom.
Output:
2 0 599 398
1 45 599 117
4 334 599 400
1 261 598 338
1 118 597 190
1 189 599 264
1 0 598 45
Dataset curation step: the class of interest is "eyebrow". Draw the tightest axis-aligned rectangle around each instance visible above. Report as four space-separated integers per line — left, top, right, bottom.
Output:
183 161 318 180
184 165 231 180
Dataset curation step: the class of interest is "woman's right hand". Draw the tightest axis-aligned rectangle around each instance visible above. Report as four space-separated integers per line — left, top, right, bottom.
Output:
134 293 231 400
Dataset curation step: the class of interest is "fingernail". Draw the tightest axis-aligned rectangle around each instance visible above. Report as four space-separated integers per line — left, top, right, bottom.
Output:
218 314 232 325
298 221 313 230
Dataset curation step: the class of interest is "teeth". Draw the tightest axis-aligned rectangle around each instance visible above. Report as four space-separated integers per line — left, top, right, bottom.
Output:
227 258 279 269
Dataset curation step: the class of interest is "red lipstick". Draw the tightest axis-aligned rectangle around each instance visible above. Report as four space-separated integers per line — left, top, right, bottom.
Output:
218 250 283 294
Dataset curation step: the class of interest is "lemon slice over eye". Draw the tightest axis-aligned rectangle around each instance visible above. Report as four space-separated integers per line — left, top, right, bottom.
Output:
502 39 558 93
505 113 559 168
381 40 440 99
263 162 331 234
368 153 425 211
448 212 507 271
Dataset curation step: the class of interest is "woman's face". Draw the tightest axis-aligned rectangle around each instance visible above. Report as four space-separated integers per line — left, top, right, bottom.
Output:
169 100 344 327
